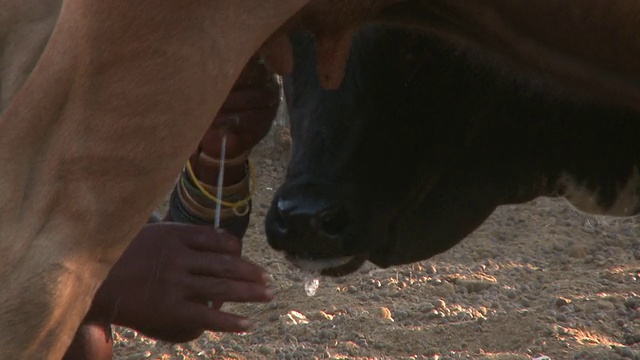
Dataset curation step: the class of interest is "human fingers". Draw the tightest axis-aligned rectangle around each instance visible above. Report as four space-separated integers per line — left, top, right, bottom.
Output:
219 81 280 112
184 303 255 333
231 57 275 90
202 111 276 158
186 251 269 284
259 32 294 76
185 276 273 304
185 228 242 255
218 108 278 135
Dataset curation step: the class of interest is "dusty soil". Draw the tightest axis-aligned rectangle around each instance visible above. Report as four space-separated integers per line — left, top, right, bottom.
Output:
112 122 640 360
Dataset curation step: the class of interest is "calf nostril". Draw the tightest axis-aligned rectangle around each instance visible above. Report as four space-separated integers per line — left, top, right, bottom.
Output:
276 198 291 214
273 196 350 240
274 199 290 234
318 207 349 238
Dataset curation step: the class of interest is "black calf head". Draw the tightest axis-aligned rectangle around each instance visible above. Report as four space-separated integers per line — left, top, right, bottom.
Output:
265 26 493 274
265 25 640 276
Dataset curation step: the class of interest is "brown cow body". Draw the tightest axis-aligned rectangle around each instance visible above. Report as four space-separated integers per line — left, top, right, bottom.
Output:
0 1 308 358
2 1 640 359
375 1 640 113
292 1 640 112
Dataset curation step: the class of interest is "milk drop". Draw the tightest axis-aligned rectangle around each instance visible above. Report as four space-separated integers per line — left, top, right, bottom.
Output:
303 271 320 297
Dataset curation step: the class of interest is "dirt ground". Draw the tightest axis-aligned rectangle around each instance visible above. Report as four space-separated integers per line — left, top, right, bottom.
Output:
112 121 640 360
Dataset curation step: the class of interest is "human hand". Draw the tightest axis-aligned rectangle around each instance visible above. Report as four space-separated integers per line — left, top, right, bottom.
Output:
86 223 272 342
199 56 280 161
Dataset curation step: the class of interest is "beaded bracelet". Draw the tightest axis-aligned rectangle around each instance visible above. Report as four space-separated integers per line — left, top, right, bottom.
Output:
168 159 254 224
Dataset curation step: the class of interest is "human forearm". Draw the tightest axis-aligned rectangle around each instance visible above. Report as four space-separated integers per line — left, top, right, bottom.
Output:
165 160 252 238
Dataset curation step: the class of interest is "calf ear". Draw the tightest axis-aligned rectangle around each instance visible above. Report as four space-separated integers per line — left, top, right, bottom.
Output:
313 29 355 90
260 33 294 75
